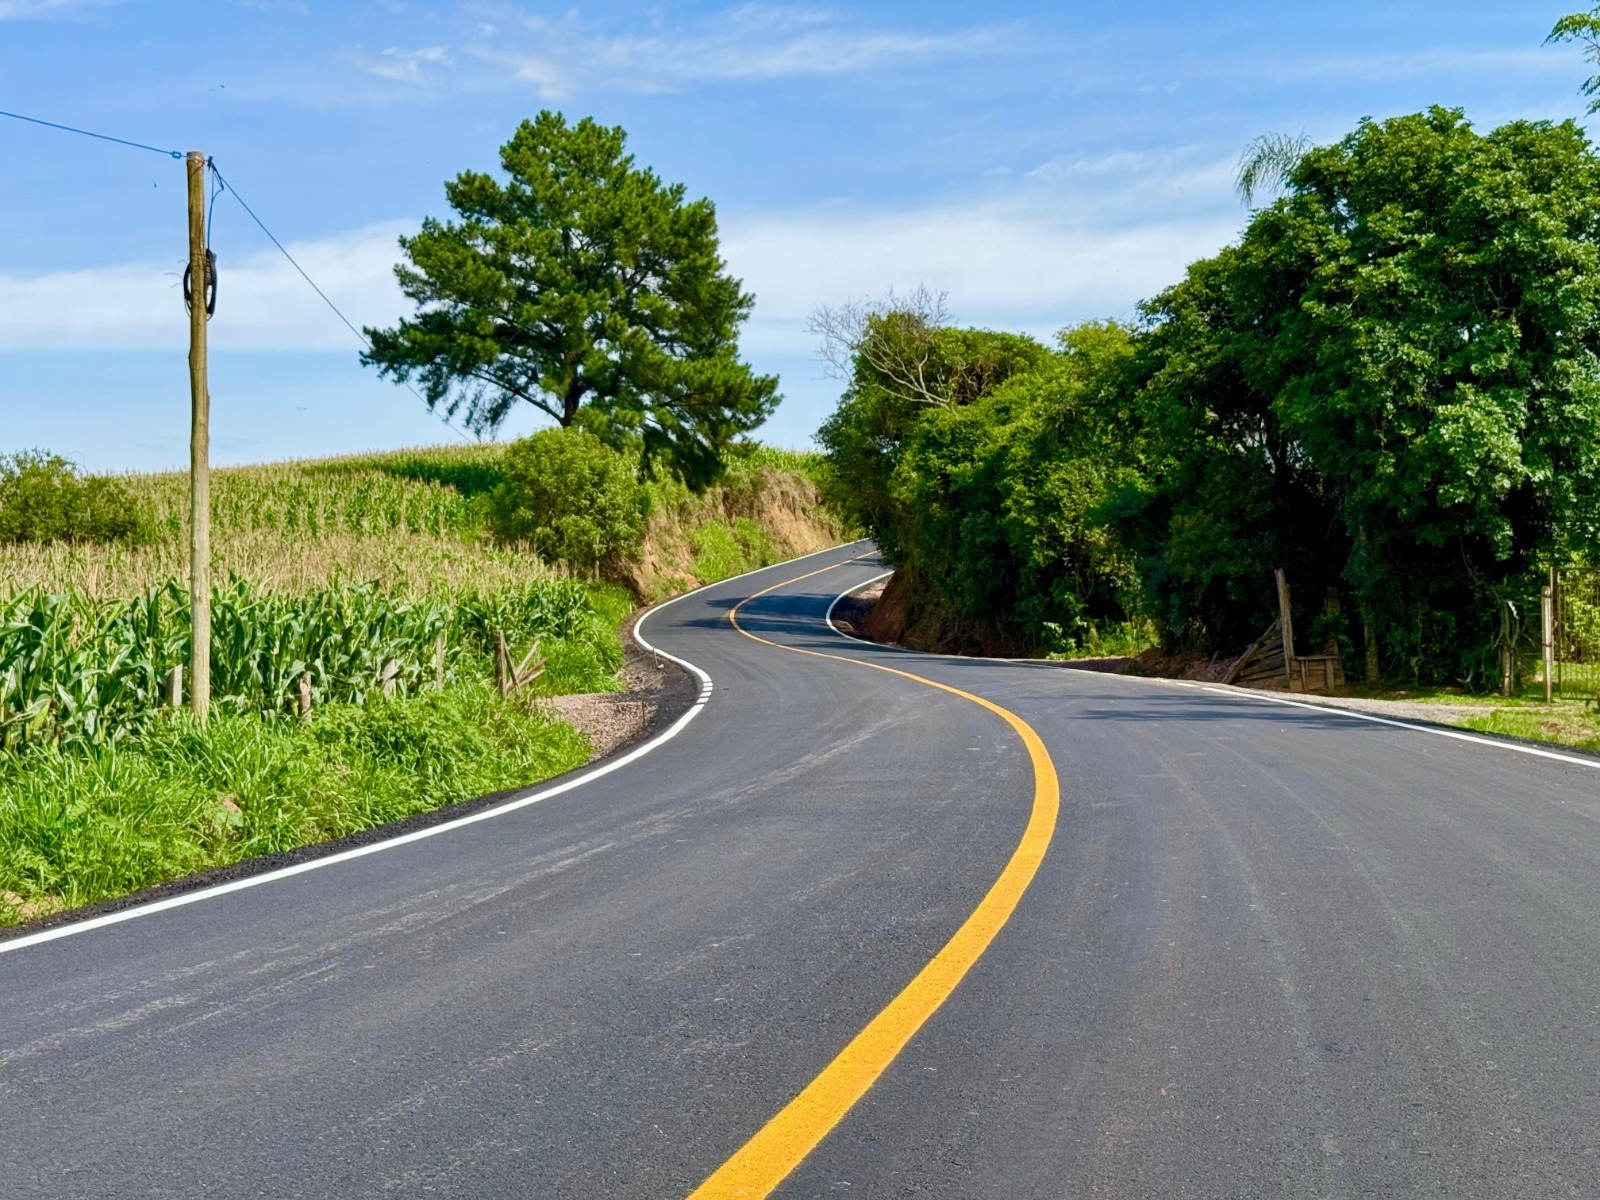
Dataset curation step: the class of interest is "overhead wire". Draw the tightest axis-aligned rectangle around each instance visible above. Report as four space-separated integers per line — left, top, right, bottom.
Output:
0 108 183 158
0 105 473 443
206 161 473 442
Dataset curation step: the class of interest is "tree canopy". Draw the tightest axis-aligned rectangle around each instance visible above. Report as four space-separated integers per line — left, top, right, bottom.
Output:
819 108 1600 683
362 111 778 487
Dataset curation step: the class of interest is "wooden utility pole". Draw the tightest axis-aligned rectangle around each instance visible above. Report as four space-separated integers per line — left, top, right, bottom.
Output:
186 151 211 725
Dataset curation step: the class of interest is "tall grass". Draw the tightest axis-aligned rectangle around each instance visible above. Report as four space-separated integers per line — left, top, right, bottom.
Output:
0 688 588 921
0 577 625 751
0 439 844 926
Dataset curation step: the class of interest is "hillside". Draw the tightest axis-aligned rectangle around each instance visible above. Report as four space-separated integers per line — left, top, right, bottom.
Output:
0 443 846 926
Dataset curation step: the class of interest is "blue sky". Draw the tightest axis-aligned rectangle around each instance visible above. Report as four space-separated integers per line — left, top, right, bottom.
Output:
0 0 1593 471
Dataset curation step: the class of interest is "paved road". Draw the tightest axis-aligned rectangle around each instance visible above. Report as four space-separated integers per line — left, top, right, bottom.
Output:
4 544 1600 1198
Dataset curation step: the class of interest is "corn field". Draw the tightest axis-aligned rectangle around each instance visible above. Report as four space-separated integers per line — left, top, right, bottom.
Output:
0 576 617 751
133 468 481 541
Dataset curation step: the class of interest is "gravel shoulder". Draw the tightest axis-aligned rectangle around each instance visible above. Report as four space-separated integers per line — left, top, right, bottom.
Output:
544 617 698 762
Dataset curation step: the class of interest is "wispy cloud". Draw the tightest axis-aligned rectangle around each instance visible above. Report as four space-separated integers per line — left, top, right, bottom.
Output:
0 223 411 352
451 3 1011 99
1288 46 1577 84
1 128 1248 364
0 0 112 18
725 200 1235 357
0 186 1236 358
351 45 451 88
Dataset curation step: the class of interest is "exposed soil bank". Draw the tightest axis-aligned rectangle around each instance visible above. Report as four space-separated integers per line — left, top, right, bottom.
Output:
837 570 1032 657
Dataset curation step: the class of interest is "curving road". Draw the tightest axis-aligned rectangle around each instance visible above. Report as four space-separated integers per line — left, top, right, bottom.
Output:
4 543 1600 1198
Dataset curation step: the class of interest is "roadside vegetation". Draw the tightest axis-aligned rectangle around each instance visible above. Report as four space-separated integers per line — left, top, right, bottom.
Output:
3 101 857 929
0 438 841 925
818 107 1600 705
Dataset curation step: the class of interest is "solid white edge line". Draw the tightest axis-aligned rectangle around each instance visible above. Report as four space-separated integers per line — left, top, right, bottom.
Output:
0 540 872 958
822 570 894 645
1196 685 1600 772
821 571 1600 775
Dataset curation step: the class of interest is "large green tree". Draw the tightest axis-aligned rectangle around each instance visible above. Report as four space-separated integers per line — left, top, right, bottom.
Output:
1119 108 1600 682
817 302 1145 654
363 111 778 487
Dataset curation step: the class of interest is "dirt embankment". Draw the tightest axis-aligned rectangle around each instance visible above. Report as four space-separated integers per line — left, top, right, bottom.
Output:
835 569 1244 682
619 466 847 601
839 570 1034 657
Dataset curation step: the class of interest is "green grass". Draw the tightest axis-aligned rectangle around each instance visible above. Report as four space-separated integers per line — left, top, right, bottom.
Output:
1048 619 1161 660
1336 679 1600 755
688 517 776 583
0 440 842 926
1456 707 1600 753
0 687 588 923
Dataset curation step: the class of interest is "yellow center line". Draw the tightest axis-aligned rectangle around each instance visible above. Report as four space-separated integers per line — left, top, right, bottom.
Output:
685 558 1061 1200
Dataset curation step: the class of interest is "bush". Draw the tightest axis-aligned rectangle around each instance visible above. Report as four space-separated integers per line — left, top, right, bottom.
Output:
490 428 645 569
0 451 153 545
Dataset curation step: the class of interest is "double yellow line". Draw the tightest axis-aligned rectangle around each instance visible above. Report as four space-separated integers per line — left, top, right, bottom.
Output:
686 559 1061 1199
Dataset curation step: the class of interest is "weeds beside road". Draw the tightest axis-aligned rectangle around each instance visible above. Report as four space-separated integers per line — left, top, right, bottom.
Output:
1 442 844 928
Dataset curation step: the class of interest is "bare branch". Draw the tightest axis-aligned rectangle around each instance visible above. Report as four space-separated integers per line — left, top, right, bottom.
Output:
806 285 956 408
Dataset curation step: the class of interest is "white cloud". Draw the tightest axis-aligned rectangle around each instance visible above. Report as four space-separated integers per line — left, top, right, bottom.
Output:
0 182 1241 361
0 222 411 352
724 200 1236 356
352 45 450 87
463 2 1009 99
0 0 110 17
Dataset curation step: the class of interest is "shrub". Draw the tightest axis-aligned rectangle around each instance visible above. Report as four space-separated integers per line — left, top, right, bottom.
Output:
490 429 645 569
0 451 153 546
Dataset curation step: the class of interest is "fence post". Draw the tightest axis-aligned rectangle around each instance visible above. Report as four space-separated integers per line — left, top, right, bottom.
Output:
1275 569 1296 688
380 659 398 697
298 671 312 722
433 634 446 691
494 629 509 697
167 664 183 709
1544 566 1557 704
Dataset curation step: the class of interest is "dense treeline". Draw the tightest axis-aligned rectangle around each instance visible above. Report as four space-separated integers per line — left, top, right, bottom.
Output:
821 109 1600 683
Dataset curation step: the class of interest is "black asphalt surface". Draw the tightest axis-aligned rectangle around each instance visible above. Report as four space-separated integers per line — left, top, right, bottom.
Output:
4 542 1600 1198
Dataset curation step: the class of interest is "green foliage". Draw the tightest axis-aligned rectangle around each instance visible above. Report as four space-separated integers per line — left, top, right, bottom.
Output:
1549 7 1600 113
490 427 645 569
1115 108 1600 681
818 321 1051 565
1235 132 1312 203
820 314 1144 653
688 518 774 583
0 451 154 546
0 576 625 751
817 112 1600 678
361 111 779 487
0 688 588 922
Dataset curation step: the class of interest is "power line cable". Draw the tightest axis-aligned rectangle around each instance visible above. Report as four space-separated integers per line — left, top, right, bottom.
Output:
0 106 474 443
0 108 183 158
207 162 473 443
